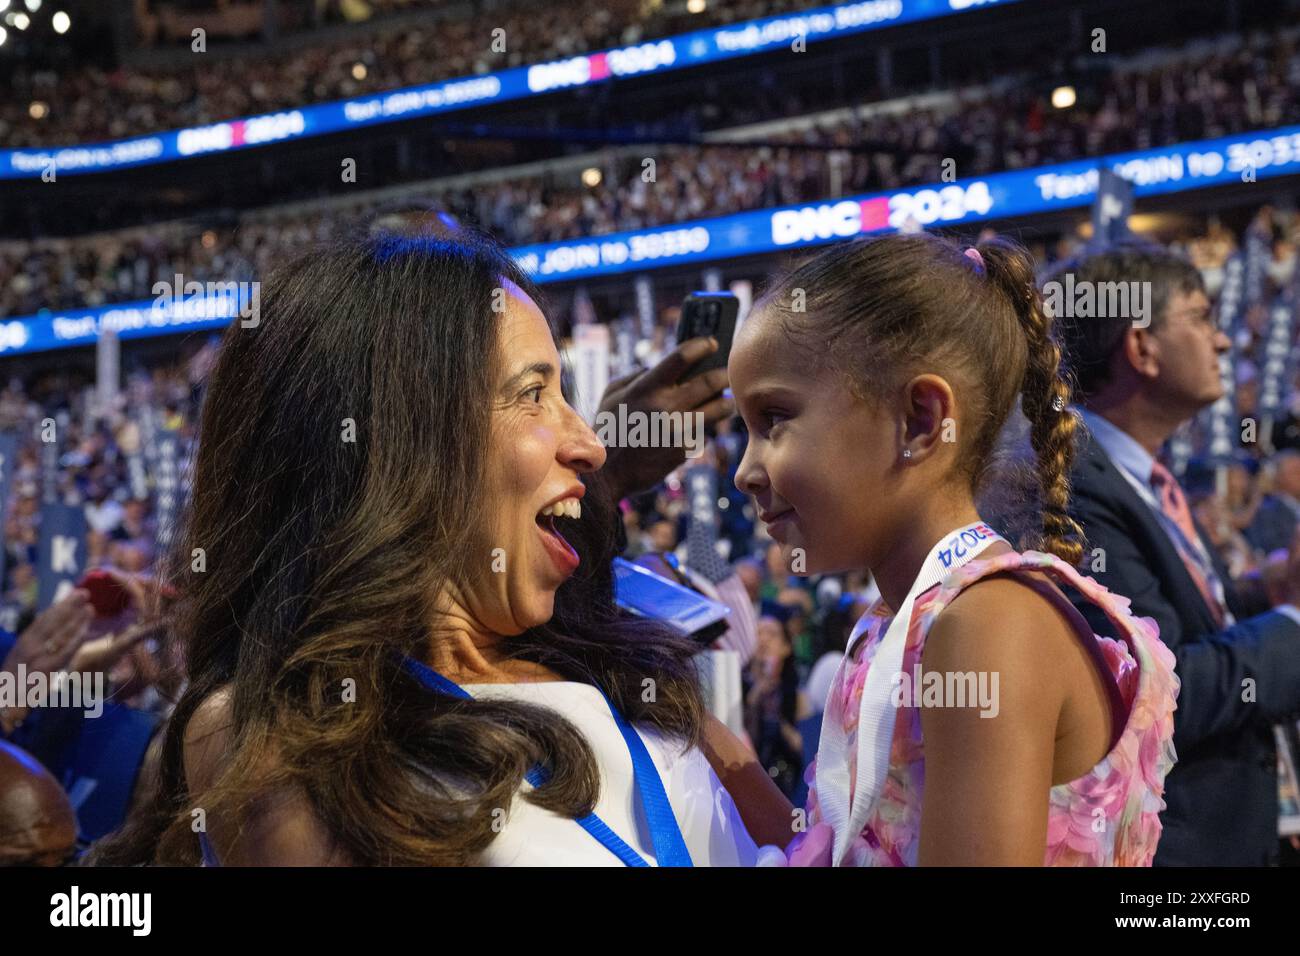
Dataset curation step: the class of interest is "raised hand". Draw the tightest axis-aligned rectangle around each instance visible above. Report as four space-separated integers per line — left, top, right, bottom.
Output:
2 589 95 677
598 336 734 500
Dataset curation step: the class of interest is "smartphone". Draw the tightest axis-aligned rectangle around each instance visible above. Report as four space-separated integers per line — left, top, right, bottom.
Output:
77 569 130 618
613 557 730 644
674 292 739 384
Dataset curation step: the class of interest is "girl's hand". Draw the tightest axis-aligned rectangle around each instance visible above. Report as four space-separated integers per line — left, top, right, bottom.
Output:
699 715 797 851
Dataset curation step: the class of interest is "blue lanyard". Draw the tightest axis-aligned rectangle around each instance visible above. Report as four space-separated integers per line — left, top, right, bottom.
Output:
401 657 693 867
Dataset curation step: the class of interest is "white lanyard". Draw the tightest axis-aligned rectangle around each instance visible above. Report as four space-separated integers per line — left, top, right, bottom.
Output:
814 519 1007 866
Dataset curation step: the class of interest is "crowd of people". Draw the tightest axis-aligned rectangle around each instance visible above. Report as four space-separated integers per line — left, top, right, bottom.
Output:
0 350 207 635
134 0 470 46
4 22 1299 320
0 344 209 862
3 0 826 148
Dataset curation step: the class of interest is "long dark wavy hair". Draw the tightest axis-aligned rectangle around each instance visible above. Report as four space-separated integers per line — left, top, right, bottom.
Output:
88 221 705 865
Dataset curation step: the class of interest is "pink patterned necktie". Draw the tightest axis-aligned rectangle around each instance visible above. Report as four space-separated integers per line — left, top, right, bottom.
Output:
1148 459 1226 628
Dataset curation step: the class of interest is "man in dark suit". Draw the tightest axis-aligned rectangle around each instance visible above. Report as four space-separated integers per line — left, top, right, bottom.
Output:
1048 240 1300 865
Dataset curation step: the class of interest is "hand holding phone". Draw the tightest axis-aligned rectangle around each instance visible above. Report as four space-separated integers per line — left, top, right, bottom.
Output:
597 328 736 500
674 293 739 385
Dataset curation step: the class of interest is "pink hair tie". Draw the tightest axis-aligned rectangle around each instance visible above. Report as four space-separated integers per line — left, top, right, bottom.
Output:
963 247 985 274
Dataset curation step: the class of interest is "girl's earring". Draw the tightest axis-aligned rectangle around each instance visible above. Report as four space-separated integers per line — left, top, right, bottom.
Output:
902 449 912 459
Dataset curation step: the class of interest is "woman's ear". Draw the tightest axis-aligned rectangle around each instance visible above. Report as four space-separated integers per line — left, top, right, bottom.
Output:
899 373 957 464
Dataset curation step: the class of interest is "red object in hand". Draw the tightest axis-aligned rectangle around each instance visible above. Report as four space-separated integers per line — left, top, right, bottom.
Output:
77 570 130 618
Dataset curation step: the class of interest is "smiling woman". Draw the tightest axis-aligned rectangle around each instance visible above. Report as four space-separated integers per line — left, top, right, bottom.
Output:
84 219 775 866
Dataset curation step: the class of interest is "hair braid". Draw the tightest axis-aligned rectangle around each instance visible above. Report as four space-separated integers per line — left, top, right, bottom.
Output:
977 242 1087 566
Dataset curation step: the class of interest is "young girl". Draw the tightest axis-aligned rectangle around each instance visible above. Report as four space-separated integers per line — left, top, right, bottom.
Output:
728 233 1180 866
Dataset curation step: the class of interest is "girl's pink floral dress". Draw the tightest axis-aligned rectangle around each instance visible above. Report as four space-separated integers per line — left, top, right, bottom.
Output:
789 550 1180 867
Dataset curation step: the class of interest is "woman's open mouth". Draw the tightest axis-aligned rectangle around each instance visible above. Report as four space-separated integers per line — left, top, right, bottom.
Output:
536 497 582 576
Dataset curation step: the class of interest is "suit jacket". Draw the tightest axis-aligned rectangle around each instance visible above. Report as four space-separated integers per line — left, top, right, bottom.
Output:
1064 425 1300 865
